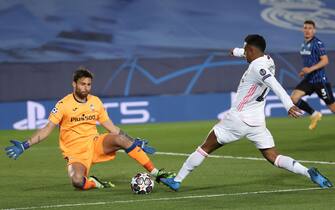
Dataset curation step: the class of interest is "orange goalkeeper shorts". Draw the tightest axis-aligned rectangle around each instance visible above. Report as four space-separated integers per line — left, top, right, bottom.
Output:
64 133 116 175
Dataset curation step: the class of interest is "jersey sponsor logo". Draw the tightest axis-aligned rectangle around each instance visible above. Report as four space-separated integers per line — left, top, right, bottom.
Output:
300 49 311 55
70 114 96 122
260 0 335 34
259 69 266 76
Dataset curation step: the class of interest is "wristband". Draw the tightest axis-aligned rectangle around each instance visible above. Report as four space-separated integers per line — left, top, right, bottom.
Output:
22 140 30 150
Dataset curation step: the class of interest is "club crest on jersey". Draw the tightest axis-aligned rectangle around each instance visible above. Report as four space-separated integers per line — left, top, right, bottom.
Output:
259 69 266 76
90 104 94 111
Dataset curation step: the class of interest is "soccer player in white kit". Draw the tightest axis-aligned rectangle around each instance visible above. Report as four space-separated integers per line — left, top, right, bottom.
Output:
161 34 332 190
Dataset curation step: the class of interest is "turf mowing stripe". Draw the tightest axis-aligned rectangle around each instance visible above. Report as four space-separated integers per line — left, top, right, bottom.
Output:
2 187 323 210
156 151 335 165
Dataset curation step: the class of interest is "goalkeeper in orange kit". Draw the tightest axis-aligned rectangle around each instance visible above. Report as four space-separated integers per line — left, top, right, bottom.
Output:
5 67 174 190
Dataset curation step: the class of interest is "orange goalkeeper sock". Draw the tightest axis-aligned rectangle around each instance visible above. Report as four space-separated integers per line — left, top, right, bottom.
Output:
82 177 96 190
126 145 155 172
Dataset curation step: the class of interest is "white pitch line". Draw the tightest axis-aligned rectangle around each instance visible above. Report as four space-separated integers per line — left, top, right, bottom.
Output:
155 151 335 165
2 187 323 210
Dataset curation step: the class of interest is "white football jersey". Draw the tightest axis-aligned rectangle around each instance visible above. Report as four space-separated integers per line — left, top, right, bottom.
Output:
230 54 294 126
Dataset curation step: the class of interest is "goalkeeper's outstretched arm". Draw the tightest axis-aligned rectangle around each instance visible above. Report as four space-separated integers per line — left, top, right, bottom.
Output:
5 121 56 159
28 121 57 146
100 119 156 154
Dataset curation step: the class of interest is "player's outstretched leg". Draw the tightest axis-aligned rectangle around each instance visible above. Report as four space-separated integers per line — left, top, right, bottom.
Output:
160 177 181 191
309 111 322 130
161 146 210 191
273 154 332 188
307 167 333 188
88 176 115 189
160 147 208 191
156 169 176 182
291 92 322 130
124 139 175 183
69 164 115 190
161 130 221 191
273 154 311 177
102 134 175 183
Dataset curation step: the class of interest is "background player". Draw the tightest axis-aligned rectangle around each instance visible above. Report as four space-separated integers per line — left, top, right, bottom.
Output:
161 34 333 191
291 20 335 130
5 67 174 190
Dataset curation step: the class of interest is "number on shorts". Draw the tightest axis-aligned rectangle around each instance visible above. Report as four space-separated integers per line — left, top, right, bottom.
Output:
321 88 328 99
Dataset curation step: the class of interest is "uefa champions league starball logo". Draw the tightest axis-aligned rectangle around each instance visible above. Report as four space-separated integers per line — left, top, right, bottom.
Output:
260 0 335 33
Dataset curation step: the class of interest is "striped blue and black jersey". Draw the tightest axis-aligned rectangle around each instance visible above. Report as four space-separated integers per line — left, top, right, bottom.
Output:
300 36 327 83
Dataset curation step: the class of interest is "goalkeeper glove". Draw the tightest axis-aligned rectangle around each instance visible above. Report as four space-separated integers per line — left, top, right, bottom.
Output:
5 140 30 160
134 138 156 154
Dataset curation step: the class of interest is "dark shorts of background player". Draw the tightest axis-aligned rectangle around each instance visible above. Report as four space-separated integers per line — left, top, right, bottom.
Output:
295 78 335 105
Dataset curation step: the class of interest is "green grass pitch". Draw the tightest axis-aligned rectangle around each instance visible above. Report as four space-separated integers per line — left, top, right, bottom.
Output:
0 116 334 210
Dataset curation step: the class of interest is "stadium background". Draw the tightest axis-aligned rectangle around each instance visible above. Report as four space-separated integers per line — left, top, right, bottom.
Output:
1 0 335 129
1 1 335 210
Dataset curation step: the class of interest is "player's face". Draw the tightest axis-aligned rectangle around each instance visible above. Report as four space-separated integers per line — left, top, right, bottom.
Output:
303 24 315 40
73 77 92 99
244 45 252 63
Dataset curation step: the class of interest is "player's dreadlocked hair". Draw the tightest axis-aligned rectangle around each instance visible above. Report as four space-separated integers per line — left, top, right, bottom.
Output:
73 66 94 82
245 34 266 52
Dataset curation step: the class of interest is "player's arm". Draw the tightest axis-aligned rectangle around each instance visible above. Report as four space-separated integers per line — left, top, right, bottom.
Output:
230 48 245 57
300 55 329 77
5 121 56 160
100 119 120 135
262 73 302 118
6 98 63 160
99 101 137 139
28 121 57 146
100 119 134 141
99 100 155 154
100 119 156 154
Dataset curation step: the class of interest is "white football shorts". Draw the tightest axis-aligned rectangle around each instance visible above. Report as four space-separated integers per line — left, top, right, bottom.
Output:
213 112 275 149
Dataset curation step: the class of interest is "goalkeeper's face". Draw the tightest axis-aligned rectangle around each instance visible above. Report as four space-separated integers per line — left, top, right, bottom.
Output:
73 77 92 99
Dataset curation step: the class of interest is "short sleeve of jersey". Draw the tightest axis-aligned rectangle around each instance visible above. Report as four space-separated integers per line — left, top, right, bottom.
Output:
315 40 326 57
97 98 110 123
48 100 65 125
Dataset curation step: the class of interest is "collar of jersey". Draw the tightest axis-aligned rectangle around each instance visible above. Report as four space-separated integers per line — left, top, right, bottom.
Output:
304 36 315 44
72 93 88 104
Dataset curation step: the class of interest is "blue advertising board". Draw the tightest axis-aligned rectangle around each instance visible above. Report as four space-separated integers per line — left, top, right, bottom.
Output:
0 91 333 130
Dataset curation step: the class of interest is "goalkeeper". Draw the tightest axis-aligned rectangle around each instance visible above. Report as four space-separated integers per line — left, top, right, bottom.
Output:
5 67 174 190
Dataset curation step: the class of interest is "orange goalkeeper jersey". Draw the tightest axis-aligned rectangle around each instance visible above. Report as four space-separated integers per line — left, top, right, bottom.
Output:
48 94 110 156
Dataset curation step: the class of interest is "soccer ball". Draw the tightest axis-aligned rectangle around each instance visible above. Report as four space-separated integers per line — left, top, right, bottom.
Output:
130 173 154 194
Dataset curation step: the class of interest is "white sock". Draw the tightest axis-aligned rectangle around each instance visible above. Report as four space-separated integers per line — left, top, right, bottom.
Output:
274 155 310 179
150 168 159 177
174 147 208 182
